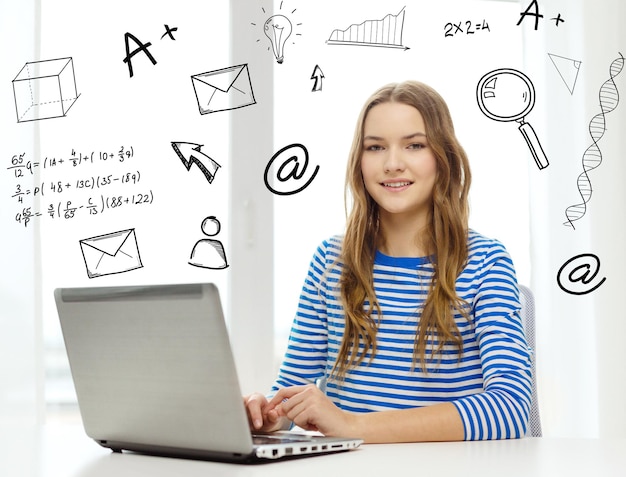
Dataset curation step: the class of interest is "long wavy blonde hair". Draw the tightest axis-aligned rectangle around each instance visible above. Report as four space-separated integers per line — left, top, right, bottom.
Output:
335 81 472 377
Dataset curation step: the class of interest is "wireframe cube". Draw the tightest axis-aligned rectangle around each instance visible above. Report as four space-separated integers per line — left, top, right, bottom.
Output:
12 57 80 123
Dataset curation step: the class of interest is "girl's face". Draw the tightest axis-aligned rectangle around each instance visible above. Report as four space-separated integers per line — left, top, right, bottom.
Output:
360 101 437 226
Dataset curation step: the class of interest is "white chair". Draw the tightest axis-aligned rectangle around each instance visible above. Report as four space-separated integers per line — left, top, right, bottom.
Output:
519 284 542 437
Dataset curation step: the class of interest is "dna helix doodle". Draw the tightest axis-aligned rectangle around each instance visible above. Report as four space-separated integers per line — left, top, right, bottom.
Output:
564 52 624 229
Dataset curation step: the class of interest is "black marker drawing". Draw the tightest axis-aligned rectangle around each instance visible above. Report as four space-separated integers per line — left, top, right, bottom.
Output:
171 142 221 184
13 57 80 123
548 53 581 95
123 32 157 78
516 0 543 30
444 20 490 38
161 24 178 40
191 64 256 115
79 228 143 278
252 2 302 64
557 253 606 295
551 13 565 27
264 143 320 196
564 53 624 229
189 216 228 269
476 68 549 170
264 15 292 64
327 7 409 50
311 65 324 92
516 0 564 30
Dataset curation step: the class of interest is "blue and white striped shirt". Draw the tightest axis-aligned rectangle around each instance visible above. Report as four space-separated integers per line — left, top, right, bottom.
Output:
271 230 532 440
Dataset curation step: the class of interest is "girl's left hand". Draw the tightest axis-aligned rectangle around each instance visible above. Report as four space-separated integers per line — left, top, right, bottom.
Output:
265 384 359 437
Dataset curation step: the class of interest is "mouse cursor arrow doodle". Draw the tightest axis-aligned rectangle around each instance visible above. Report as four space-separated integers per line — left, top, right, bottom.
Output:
171 142 221 184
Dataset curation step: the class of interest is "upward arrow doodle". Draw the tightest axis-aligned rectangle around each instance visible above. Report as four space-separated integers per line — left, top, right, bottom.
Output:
311 64 324 92
171 142 221 184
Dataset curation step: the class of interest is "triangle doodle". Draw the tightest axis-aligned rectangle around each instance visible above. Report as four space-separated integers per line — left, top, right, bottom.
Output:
549 53 582 95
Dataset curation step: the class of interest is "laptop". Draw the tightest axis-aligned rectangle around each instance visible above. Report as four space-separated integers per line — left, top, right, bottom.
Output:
54 282 362 463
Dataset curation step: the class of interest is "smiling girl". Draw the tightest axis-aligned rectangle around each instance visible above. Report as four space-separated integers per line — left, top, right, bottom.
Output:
245 81 532 443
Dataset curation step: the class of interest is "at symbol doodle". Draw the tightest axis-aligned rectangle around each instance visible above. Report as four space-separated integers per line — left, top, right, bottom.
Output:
556 253 606 295
264 143 320 196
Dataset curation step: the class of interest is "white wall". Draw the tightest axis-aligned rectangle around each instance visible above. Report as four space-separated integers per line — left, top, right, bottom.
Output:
523 0 626 438
2 0 625 440
273 0 530 367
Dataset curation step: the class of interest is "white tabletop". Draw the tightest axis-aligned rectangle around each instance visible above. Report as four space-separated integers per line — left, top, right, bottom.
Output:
2 424 625 477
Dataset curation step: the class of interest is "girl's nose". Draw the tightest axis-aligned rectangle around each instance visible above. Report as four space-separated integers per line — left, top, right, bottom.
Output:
384 147 405 172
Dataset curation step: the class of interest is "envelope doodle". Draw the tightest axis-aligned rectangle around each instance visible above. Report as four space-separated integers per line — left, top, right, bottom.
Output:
79 229 143 278
191 64 256 115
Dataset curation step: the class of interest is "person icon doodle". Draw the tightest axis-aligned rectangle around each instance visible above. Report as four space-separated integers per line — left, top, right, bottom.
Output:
188 216 229 269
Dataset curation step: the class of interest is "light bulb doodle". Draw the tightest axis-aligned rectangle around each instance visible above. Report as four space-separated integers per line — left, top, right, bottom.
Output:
476 68 549 170
251 3 302 64
264 15 292 64
564 52 624 229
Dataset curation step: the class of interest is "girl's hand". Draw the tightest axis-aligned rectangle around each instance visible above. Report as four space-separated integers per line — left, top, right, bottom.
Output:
265 384 359 437
243 392 286 433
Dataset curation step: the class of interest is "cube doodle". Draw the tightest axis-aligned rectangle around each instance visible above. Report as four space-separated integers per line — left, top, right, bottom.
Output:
12 57 80 123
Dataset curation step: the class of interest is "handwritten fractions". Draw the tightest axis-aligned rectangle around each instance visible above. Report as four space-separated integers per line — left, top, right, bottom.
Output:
444 20 490 37
15 191 154 227
6 146 154 228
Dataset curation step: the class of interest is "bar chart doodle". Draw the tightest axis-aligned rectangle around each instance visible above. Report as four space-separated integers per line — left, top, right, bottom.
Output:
564 53 624 229
548 53 582 95
326 7 409 50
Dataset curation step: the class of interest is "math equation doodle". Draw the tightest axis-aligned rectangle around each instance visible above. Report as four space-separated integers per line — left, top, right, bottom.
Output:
564 52 624 229
6 146 155 228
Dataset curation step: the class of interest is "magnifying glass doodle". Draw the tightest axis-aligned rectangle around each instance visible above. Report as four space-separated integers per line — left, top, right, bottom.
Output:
477 68 549 170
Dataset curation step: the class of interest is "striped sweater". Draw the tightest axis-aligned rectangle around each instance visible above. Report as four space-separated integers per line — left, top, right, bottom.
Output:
271 230 532 440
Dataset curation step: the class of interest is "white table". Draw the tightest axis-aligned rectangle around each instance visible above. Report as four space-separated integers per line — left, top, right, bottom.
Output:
2 424 625 477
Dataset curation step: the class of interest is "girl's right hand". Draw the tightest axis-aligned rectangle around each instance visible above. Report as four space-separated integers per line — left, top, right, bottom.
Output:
243 392 287 433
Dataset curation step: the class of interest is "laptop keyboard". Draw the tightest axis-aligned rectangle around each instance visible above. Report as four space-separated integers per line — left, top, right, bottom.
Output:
252 434 314 445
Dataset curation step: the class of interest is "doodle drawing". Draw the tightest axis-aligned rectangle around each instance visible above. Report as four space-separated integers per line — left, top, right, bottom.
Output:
311 65 324 92
264 143 320 196
171 142 221 184
13 57 80 123
191 64 256 115
564 53 624 228
264 15 292 64
252 2 302 64
548 53 581 95
189 216 229 269
476 68 549 170
557 253 606 295
79 228 143 278
327 7 408 50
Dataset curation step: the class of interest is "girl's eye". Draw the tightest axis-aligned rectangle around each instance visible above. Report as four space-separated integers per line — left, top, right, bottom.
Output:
365 144 384 151
408 143 426 150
